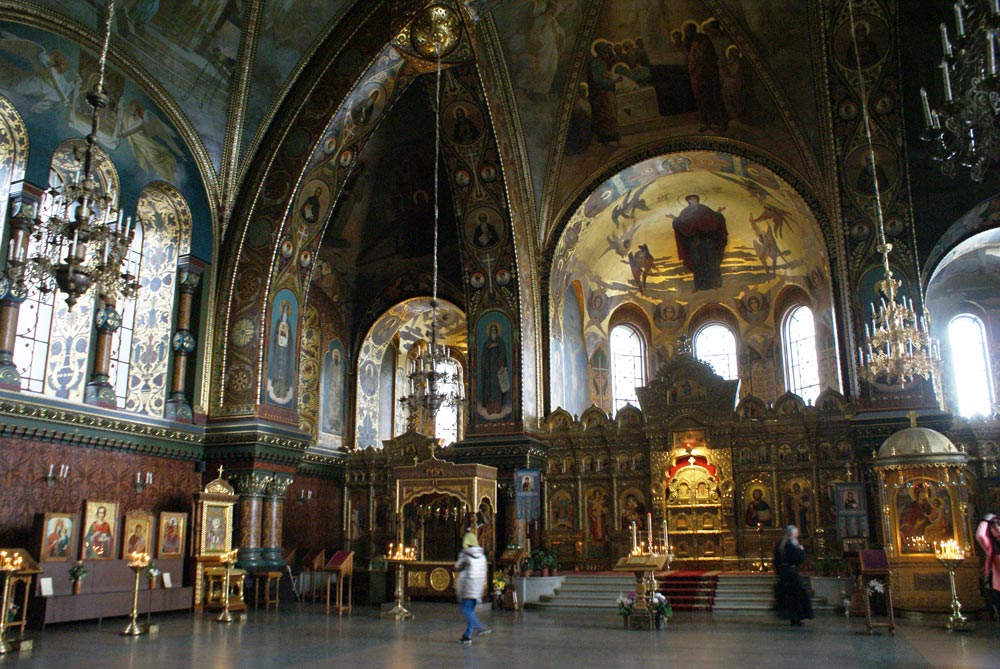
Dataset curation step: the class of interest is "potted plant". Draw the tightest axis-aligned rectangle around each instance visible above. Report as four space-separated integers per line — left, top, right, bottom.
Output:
520 554 534 578
69 560 88 595
546 548 560 576
531 549 549 577
491 571 508 608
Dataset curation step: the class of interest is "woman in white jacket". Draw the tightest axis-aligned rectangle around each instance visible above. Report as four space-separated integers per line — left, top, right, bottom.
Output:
455 530 489 643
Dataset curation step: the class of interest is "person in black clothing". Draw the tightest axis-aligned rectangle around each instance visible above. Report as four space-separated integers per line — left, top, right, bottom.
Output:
774 525 813 626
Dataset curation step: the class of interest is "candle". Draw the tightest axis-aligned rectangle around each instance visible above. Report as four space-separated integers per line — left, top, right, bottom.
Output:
631 521 638 552
146 472 152 485
136 471 141 484
993 0 999 15
647 513 653 549
941 23 952 57
941 60 953 101
990 30 997 76
954 3 965 38
662 520 668 551
920 88 932 127
48 464 54 477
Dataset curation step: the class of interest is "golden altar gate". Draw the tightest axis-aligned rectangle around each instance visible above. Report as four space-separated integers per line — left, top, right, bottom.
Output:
392 454 497 599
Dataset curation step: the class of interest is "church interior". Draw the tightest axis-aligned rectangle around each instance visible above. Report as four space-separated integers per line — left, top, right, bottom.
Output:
1 0 1000 661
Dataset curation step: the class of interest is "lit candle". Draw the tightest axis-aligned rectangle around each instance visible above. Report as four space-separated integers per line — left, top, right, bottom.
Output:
920 88 932 127
941 23 953 57
941 60 953 101
954 3 965 38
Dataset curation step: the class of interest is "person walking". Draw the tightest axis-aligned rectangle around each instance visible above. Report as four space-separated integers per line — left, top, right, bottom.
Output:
774 525 813 626
455 529 490 643
976 513 1000 621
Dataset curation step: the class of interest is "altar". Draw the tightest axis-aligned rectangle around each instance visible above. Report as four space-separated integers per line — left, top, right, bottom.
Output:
390 453 497 602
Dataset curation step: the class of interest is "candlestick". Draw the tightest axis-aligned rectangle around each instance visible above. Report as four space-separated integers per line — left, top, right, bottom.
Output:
989 30 997 76
941 23 953 57
920 87 932 127
954 3 964 38
941 60 953 101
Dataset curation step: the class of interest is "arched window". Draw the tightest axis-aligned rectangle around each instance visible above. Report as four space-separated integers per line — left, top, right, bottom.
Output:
434 356 463 445
108 222 144 408
782 305 820 405
694 323 738 380
948 314 994 418
610 324 646 413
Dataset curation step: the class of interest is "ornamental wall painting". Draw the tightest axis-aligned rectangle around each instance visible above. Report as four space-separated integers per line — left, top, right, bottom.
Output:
125 182 192 416
549 150 837 408
556 1 809 208
0 93 28 230
297 303 321 436
320 339 347 441
474 311 514 422
265 288 299 408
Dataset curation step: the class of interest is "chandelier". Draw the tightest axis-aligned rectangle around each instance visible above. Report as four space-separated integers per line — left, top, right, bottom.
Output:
8 0 138 310
920 0 1000 182
848 2 942 387
398 45 462 432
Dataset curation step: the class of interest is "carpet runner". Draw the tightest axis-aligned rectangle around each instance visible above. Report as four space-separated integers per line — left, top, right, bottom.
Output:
657 571 719 611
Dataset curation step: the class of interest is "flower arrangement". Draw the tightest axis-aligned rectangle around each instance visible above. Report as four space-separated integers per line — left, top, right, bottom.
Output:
649 591 673 618
68 560 88 582
492 571 508 594
867 578 884 595
616 591 672 618
617 591 637 616
142 561 161 582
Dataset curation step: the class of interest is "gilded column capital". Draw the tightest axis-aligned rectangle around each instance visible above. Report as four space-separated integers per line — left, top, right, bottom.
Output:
230 471 273 496
267 473 294 498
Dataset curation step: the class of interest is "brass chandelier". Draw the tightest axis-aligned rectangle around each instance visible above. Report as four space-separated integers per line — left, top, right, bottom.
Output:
848 2 942 387
398 44 462 431
920 0 1000 182
8 0 138 310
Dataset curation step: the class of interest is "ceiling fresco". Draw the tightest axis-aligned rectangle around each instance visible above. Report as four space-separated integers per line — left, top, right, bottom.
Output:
27 0 242 173
0 20 213 259
550 150 831 359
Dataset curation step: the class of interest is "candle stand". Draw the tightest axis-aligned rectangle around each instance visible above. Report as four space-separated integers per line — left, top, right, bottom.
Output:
0 551 23 654
935 540 974 632
383 545 416 621
122 552 150 636
217 549 240 623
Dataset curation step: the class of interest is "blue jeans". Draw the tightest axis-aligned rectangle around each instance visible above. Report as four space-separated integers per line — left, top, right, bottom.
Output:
459 598 481 637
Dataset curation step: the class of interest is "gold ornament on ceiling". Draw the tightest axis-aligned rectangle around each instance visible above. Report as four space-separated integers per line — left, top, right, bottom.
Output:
393 3 472 69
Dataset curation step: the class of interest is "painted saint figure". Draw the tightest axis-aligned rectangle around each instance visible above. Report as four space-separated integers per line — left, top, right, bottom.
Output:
126 523 147 554
267 299 296 405
784 482 811 537
84 506 114 558
668 194 728 291
587 40 620 144
744 488 774 527
480 323 509 416
683 20 729 133
300 187 322 223
162 518 181 554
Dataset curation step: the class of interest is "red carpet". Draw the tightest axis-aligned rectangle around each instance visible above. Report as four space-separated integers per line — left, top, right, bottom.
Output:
657 571 719 611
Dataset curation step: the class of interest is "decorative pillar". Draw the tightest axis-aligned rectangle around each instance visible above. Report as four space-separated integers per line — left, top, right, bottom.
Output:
166 265 202 422
0 188 41 389
261 474 292 568
84 296 120 407
230 471 272 572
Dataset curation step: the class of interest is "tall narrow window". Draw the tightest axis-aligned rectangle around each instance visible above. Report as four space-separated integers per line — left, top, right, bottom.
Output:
108 222 143 408
694 323 738 380
949 314 994 418
434 357 463 445
610 324 646 413
782 305 821 405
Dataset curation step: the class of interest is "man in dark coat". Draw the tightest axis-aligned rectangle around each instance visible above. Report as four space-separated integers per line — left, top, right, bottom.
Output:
774 525 813 626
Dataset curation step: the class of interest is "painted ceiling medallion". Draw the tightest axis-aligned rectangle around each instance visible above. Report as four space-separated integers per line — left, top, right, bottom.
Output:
411 5 461 58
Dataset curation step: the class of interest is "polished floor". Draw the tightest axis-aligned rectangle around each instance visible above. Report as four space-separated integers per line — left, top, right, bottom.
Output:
3 601 999 668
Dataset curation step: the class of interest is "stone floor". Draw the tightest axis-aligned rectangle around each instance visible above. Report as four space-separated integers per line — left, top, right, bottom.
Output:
3 602 998 668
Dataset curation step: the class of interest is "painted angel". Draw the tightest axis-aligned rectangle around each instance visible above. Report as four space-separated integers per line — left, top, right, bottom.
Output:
0 32 79 113
116 99 184 181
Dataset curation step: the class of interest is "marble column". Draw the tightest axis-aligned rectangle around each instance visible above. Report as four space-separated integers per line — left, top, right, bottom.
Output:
84 296 120 407
262 474 292 568
165 265 202 422
231 471 272 571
